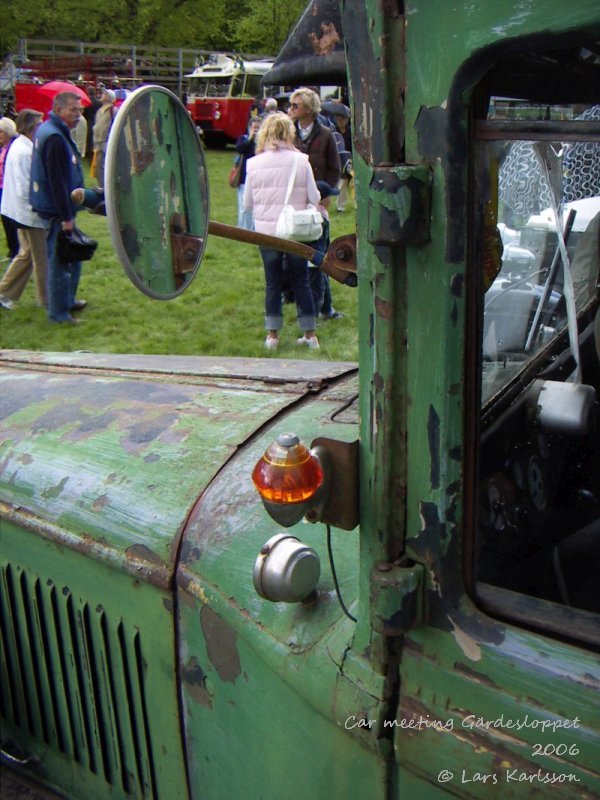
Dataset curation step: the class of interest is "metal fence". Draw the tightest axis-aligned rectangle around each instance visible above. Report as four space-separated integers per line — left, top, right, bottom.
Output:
2 39 269 103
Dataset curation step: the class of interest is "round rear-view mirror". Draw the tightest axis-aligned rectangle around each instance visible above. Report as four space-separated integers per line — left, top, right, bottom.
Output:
105 85 357 299
105 85 209 299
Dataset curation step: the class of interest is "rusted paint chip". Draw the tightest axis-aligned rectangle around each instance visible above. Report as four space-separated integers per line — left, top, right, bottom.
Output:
182 657 213 709
309 21 341 55
200 605 242 684
368 165 432 246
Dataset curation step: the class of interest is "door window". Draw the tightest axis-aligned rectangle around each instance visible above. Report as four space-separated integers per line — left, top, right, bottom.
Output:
472 91 599 644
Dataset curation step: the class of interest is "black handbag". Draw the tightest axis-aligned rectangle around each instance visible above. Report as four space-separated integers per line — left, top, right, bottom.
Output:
57 225 98 263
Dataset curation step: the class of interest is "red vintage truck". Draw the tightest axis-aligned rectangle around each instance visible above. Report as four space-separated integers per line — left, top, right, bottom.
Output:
184 53 275 146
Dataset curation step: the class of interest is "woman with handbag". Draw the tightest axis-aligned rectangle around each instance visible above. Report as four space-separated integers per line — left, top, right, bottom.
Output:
244 113 321 350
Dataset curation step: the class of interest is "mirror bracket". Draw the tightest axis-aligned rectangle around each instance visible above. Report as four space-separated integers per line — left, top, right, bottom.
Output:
171 213 205 276
322 234 358 286
328 234 356 272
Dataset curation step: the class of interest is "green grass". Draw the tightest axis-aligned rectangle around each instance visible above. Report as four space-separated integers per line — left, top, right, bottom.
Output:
0 151 358 361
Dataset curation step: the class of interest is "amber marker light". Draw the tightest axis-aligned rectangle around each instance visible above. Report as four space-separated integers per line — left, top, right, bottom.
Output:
252 433 324 505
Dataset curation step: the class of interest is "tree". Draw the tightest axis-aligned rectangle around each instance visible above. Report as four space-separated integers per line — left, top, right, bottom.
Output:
0 0 308 59
233 0 306 54
135 0 239 49
1 0 139 54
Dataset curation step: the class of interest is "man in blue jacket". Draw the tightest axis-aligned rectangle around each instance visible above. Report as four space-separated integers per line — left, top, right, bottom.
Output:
30 92 87 323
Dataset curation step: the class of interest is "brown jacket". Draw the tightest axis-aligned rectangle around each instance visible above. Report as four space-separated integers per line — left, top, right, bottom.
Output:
294 119 341 187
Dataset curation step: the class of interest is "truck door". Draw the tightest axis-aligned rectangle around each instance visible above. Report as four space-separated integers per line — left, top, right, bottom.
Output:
391 21 600 799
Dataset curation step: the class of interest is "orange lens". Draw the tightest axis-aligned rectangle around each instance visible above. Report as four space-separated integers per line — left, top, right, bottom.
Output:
252 435 324 504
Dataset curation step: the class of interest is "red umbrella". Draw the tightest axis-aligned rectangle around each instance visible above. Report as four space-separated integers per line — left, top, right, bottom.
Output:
37 81 91 106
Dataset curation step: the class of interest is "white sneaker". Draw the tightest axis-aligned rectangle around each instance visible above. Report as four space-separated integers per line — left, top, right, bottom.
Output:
297 335 320 350
264 336 278 350
0 295 14 310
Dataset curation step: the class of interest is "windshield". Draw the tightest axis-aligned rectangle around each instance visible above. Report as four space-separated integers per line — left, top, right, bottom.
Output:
188 76 233 98
479 103 599 405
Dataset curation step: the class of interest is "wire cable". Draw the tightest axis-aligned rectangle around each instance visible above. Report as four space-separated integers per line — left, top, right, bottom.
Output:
326 524 357 622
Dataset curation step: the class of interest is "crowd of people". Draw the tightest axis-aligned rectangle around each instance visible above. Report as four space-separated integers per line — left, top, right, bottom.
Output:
0 84 354 350
0 110 47 309
0 86 114 321
1 94 87 321
236 86 353 349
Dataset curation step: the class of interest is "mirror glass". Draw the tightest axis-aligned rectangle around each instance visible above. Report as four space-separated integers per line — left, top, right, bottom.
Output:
105 86 209 299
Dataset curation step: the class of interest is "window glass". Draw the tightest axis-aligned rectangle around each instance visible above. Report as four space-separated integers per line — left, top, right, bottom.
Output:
474 100 599 630
188 77 231 98
230 75 244 98
244 74 263 98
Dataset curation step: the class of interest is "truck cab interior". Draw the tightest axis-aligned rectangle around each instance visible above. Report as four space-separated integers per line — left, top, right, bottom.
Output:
469 35 600 647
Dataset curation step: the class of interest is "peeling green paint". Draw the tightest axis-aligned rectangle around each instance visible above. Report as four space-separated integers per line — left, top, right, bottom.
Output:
2 1 600 798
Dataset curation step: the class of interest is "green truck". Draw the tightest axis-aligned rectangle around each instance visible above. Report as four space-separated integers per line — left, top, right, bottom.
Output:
1 1 599 798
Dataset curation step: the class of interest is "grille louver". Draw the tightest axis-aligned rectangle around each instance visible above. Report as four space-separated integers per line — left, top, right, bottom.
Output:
0 562 158 798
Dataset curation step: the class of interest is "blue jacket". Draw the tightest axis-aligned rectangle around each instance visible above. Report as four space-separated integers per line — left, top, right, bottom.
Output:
234 134 257 185
30 112 83 221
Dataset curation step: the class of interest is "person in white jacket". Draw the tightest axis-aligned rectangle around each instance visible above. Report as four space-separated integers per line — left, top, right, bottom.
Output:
244 112 321 350
0 109 48 309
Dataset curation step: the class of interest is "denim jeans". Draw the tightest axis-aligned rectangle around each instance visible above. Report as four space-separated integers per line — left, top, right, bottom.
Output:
47 218 82 322
260 247 315 331
237 185 254 231
307 217 332 315
321 275 333 315
309 269 333 315
308 267 324 314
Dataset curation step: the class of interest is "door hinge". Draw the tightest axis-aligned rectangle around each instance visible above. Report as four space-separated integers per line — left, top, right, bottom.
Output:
370 561 424 636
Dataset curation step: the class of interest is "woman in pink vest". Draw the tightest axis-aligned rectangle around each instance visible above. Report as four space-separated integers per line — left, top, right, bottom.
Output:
244 113 321 351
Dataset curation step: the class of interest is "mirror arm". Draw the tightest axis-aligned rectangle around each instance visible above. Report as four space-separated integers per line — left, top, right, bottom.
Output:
208 220 314 260
207 221 357 287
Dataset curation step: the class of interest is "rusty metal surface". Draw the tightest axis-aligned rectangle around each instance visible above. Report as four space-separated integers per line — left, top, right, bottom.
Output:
396 629 600 797
309 436 359 530
370 562 423 637
175 374 390 798
475 120 600 142
0 360 354 587
2 514 188 799
0 350 357 386
177 375 361 645
3 2 600 798
262 0 347 86
476 583 600 648
342 1 406 166
322 234 358 286
367 166 432 246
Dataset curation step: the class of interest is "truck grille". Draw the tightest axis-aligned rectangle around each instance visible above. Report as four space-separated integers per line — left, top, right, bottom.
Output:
0 562 158 798
193 101 216 122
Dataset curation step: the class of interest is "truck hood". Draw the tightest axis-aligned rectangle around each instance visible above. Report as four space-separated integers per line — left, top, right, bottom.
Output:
0 351 356 588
